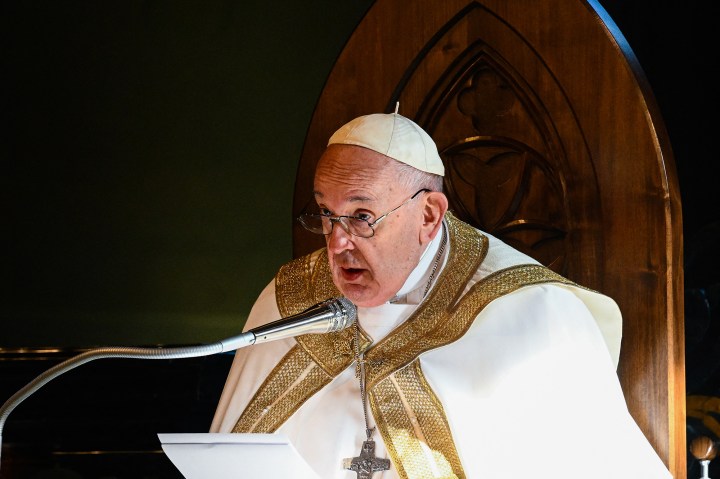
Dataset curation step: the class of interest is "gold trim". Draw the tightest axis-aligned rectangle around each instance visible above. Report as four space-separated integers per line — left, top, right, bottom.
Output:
234 213 577 478
234 249 368 433
360 216 571 478
363 215 488 389
364 224 575 388
232 345 331 433
372 362 463 479
365 264 570 477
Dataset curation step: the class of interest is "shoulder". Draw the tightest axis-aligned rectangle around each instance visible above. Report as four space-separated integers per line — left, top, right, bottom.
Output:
452 221 622 366
479 230 541 275
243 280 281 331
245 248 327 331
276 248 327 288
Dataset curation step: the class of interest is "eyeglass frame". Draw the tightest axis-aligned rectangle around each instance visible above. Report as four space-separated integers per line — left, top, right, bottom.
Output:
297 188 431 238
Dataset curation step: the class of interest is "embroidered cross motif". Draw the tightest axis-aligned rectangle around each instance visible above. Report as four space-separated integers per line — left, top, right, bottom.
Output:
342 439 391 478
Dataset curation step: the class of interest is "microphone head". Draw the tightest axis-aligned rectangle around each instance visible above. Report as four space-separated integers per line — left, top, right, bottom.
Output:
326 297 357 332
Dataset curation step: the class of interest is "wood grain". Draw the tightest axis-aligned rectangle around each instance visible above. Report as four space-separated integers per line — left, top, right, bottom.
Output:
294 1 685 476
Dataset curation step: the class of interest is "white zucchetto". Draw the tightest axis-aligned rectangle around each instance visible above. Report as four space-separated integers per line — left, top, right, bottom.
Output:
327 112 445 177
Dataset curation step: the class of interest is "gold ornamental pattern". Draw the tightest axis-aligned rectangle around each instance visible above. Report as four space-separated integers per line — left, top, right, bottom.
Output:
233 213 575 479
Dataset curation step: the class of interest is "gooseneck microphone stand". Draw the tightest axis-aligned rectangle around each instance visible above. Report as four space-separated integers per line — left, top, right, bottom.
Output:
0 297 356 473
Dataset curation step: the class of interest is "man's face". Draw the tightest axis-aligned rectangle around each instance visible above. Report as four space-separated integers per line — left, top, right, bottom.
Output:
313 144 428 307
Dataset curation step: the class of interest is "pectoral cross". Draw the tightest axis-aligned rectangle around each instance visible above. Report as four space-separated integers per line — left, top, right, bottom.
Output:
343 438 391 479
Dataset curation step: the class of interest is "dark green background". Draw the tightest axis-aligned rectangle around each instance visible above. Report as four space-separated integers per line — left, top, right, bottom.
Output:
3 1 373 346
3 1 716 348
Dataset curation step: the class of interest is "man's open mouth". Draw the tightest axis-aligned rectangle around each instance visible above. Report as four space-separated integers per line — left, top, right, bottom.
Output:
340 267 364 281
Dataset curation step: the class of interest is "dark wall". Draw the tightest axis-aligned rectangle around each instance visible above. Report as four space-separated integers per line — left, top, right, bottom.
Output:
3 1 373 347
4 1 717 352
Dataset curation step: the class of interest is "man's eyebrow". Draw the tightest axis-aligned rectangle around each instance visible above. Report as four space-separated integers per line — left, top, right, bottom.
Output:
312 191 374 202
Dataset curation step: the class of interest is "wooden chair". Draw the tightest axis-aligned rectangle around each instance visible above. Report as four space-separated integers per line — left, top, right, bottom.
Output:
291 0 685 476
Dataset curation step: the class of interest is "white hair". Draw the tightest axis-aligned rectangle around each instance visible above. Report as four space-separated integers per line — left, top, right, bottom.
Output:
392 160 444 193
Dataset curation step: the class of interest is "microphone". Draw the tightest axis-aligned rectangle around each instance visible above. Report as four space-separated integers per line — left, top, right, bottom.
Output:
220 297 357 350
0 297 357 472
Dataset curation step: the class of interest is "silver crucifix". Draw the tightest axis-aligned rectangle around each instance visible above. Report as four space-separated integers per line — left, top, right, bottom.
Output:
342 439 391 479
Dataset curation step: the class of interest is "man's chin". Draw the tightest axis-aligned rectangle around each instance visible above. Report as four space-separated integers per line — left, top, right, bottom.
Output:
336 283 390 308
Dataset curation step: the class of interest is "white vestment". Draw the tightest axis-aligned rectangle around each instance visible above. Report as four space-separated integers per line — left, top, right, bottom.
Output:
211 222 672 479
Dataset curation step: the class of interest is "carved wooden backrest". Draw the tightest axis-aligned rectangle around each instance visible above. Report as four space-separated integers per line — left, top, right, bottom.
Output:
292 0 685 476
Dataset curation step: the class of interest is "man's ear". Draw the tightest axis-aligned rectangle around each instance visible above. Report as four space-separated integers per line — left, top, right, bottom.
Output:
420 192 449 243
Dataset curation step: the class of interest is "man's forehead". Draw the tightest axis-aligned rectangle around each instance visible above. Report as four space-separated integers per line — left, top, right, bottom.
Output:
312 145 403 205
316 144 395 170
313 188 376 202
315 144 392 180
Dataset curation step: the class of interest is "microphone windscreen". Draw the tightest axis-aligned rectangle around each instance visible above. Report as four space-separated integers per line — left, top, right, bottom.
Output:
330 297 357 332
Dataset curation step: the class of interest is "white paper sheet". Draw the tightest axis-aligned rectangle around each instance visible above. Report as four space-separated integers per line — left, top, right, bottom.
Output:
159 433 321 479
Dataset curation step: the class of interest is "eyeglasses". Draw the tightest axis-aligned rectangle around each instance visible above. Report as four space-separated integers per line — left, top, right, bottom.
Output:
298 189 430 238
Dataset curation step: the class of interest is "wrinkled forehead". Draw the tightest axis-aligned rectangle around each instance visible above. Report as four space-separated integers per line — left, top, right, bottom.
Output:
314 144 400 192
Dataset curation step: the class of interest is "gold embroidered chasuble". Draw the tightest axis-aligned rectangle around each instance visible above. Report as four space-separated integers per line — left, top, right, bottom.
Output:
232 214 574 479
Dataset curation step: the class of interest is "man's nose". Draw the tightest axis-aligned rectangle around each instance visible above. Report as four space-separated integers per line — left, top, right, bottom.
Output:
326 219 354 254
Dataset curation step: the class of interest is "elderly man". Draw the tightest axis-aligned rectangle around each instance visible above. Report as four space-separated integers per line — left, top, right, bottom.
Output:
211 112 672 478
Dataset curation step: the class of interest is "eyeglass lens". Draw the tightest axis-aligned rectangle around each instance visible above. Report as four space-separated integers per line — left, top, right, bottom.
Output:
299 214 373 237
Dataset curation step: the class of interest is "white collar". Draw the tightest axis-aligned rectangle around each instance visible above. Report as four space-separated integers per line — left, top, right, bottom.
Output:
388 222 447 305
